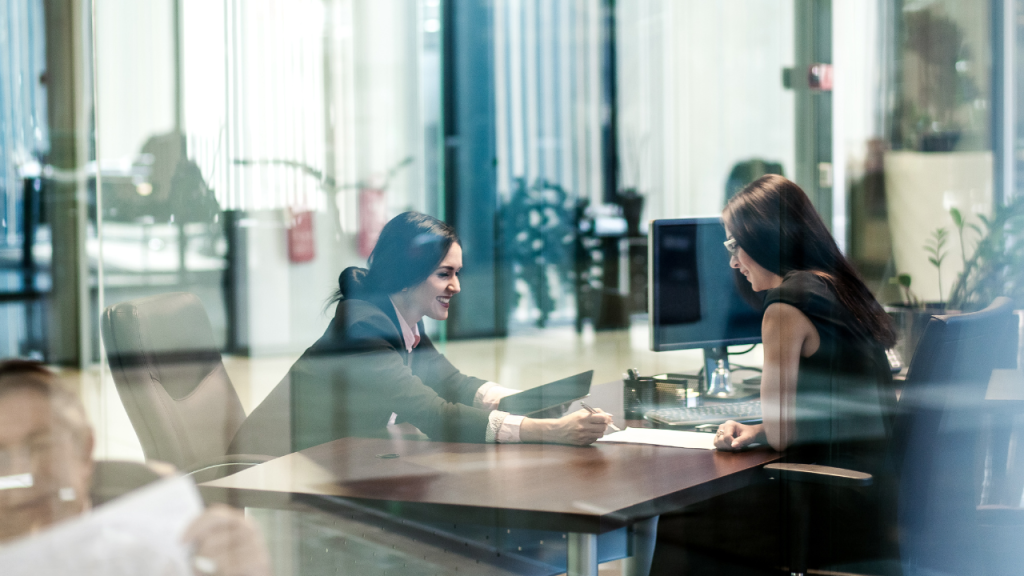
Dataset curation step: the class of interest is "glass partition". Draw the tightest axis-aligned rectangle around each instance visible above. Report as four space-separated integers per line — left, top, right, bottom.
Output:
3 0 1023 574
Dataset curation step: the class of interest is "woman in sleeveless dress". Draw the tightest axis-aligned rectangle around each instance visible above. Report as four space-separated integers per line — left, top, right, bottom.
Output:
651 175 898 575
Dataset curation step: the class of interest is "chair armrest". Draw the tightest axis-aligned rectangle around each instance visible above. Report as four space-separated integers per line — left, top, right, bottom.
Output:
978 505 1024 527
188 454 274 470
186 454 274 484
764 463 873 487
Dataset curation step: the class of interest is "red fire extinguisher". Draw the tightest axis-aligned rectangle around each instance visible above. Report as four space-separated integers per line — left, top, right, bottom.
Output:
358 188 386 258
287 210 315 263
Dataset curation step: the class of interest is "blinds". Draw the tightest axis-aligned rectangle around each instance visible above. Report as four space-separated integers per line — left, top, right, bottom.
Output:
494 0 604 204
181 0 326 212
0 0 48 245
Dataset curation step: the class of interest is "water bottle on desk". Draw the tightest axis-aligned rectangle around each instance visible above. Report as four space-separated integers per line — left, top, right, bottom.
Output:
706 359 733 398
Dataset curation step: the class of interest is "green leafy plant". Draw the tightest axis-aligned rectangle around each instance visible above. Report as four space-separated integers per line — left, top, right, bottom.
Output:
924 227 949 302
889 273 920 307
948 196 1024 310
950 208 969 270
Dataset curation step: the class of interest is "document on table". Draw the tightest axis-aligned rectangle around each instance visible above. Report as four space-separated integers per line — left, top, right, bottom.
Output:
596 427 717 450
0 475 204 576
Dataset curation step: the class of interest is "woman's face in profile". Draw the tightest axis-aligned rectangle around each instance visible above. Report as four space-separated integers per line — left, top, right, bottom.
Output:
405 243 463 321
725 228 782 292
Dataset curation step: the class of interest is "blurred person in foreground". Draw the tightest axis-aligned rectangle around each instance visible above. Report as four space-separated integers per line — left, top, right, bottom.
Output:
651 175 899 575
0 360 270 576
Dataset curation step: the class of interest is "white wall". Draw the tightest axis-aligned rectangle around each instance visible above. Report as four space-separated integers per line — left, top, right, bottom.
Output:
243 0 427 354
833 0 886 182
180 0 326 212
243 209 359 355
94 0 176 161
617 0 795 220
350 0 423 220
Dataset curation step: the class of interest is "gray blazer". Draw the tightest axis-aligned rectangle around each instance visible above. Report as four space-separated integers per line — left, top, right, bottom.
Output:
229 292 489 457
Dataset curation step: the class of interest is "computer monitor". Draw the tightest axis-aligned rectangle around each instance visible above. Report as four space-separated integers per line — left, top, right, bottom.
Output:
648 217 764 387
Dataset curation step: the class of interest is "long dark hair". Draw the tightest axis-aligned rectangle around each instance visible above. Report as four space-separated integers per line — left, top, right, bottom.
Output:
332 212 460 302
723 175 896 348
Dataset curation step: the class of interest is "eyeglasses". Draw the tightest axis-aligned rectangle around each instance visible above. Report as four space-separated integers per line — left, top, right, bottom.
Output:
723 237 739 257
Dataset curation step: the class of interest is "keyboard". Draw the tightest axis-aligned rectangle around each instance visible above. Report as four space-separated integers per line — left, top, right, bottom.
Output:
644 401 763 427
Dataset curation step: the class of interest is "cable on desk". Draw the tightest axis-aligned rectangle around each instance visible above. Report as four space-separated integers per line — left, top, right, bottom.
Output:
728 365 763 374
728 344 758 355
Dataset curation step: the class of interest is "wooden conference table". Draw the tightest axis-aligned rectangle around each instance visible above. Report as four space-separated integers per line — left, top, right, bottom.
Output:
200 381 779 576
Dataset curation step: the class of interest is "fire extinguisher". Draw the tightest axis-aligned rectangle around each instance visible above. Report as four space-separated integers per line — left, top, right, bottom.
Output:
287 209 315 263
357 157 413 257
358 188 387 258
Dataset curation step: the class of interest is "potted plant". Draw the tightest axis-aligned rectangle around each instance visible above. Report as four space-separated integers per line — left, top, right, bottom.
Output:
888 197 1024 362
884 4 992 303
947 196 1024 311
887 225 952 362
886 272 947 366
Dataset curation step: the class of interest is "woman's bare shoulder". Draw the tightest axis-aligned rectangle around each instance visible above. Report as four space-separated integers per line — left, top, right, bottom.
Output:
762 302 816 336
763 302 820 356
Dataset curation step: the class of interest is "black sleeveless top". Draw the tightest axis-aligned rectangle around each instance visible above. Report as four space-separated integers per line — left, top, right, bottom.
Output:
763 271 896 475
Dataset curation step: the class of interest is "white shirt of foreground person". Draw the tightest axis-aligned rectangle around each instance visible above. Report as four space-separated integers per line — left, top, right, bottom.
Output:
0 475 206 576
390 298 525 442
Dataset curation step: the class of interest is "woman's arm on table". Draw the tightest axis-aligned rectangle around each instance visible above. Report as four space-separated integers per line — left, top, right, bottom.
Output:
716 302 817 452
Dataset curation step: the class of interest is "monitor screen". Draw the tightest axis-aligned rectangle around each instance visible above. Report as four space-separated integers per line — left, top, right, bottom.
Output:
649 217 763 351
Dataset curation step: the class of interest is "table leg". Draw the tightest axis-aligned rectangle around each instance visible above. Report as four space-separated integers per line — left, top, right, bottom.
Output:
623 516 659 576
567 532 598 576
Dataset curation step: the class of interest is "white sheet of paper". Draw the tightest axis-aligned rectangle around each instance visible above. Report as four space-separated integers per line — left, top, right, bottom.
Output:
596 427 717 450
0 475 204 576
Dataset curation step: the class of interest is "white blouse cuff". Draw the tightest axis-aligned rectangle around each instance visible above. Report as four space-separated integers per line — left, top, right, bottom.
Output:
475 382 519 410
486 411 524 443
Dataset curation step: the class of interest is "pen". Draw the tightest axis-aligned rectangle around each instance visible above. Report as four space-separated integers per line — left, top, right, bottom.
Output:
579 401 621 432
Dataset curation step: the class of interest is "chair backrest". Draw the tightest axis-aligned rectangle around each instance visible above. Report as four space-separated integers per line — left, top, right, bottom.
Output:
101 293 246 472
890 297 1018 575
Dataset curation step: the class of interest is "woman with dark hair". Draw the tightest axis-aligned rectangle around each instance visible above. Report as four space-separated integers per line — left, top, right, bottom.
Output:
717 174 897 455
650 176 898 574
230 212 610 457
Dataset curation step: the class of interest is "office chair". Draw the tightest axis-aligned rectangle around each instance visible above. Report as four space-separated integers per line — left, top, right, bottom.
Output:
102 293 268 482
767 297 1023 576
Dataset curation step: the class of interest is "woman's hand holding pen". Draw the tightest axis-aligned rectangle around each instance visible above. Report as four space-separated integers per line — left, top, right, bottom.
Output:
714 420 765 451
520 408 612 445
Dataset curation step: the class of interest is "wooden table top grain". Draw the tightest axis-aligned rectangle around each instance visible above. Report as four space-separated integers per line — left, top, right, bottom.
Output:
201 380 779 534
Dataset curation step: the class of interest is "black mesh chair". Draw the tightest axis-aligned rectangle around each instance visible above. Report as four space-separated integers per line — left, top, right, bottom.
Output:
768 297 1023 576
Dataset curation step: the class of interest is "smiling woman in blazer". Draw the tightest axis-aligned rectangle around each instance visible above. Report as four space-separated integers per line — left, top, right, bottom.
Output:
230 212 610 457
